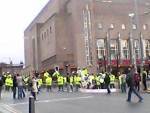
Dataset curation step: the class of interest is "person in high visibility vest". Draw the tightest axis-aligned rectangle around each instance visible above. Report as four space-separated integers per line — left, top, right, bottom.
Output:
119 73 126 93
74 74 81 91
110 73 115 88
57 75 64 92
96 74 101 89
100 73 105 89
5 76 11 91
69 74 74 92
142 69 147 91
46 76 52 92
38 77 43 93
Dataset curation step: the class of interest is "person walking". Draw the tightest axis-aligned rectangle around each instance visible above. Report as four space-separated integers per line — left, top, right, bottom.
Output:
134 71 141 92
0 75 4 99
31 76 38 100
17 74 25 99
142 69 147 91
104 73 111 94
12 75 17 99
126 68 143 102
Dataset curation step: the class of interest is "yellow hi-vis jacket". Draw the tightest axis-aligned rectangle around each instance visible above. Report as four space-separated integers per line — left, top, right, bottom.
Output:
57 76 64 85
70 76 74 85
38 79 43 87
46 77 52 86
110 74 115 84
74 76 81 85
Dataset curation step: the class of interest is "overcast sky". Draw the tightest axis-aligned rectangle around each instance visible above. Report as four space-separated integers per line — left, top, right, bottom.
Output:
0 0 49 64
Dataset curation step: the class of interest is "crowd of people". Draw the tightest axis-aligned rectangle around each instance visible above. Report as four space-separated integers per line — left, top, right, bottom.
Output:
0 67 149 102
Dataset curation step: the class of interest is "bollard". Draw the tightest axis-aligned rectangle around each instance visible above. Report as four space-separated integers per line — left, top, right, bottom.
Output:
29 96 35 113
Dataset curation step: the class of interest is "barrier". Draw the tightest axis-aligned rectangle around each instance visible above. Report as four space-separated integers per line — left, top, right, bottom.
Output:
29 96 35 113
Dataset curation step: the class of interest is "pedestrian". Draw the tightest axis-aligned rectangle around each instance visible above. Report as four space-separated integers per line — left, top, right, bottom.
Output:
12 75 17 99
104 73 111 94
0 75 4 99
134 71 141 92
31 76 38 100
126 68 143 102
119 73 126 93
142 69 147 91
17 74 25 99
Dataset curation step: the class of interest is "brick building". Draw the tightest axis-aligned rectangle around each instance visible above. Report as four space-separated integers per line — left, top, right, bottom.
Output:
24 0 150 73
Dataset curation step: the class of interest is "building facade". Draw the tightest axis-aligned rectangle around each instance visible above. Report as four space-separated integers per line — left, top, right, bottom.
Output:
24 0 150 73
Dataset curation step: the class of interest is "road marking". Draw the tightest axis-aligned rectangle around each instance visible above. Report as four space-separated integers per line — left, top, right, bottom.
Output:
0 103 22 113
10 96 93 106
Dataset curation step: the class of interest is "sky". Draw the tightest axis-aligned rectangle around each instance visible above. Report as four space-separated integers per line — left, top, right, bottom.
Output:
0 0 49 64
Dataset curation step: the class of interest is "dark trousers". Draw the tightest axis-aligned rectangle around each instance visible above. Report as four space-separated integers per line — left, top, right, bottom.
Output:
18 86 25 99
121 83 126 93
58 85 63 91
135 82 140 92
47 85 52 92
127 86 143 101
110 84 115 89
105 84 111 94
32 92 36 100
75 84 80 92
13 87 17 99
143 80 147 90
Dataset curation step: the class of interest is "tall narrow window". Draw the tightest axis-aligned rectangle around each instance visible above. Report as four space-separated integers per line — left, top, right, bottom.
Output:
121 40 129 59
97 39 106 59
134 39 140 59
143 39 150 59
110 39 118 60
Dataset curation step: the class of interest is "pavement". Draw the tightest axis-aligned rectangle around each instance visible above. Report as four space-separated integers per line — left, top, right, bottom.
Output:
0 89 150 113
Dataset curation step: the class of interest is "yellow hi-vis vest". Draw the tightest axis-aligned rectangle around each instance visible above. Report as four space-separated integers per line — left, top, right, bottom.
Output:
5 78 9 86
9 78 13 87
57 76 64 85
46 77 52 86
74 76 81 85
110 74 115 84
44 72 49 78
70 76 74 85
38 79 43 87
96 76 100 85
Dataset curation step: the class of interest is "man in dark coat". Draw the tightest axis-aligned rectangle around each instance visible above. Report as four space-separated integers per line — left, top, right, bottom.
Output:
13 75 17 99
126 68 143 102
104 73 111 94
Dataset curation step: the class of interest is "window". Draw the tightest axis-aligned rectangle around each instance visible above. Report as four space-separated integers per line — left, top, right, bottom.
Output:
110 39 118 60
97 39 106 59
134 39 140 59
121 40 129 59
41 33 44 40
47 29 49 37
44 32 46 39
143 39 150 59
110 24 114 29
50 26 52 33
143 24 148 30
98 23 103 30
121 24 126 30
132 24 137 30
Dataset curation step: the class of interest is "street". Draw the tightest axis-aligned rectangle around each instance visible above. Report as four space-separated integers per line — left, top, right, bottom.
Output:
0 90 150 113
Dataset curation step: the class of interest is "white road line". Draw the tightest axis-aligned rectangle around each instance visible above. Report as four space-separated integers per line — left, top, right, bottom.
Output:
10 96 93 106
0 103 22 113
